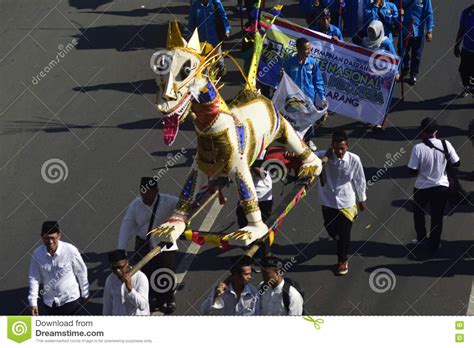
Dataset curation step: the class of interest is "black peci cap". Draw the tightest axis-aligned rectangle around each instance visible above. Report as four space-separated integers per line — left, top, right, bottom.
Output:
108 249 128 263
41 221 60 236
140 177 158 192
261 256 284 269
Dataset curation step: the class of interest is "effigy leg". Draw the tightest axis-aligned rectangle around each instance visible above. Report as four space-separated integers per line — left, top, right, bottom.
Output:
276 116 322 178
224 167 268 246
148 162 208 243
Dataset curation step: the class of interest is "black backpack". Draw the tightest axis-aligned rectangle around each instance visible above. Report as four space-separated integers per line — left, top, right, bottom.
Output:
261 277 305 314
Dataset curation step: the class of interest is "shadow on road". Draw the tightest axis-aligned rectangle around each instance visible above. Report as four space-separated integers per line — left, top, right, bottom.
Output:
68 0 113 10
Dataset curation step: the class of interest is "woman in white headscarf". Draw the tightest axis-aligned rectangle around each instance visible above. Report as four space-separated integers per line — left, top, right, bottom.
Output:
363 20 397 56
363 20 399 129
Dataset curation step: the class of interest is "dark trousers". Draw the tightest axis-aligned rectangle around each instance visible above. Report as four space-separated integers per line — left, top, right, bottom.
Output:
134 237 177 307
322 206 353 263
44 299 81 315
413 186 449 249
236 200 273 228
401 36 425 77
459 49 474 88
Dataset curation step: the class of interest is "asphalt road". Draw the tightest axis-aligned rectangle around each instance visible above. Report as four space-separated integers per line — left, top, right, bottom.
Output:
0 0 472 316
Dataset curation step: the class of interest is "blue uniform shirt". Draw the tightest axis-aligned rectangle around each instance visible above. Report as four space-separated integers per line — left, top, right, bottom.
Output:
380 37 398 56
460 5 474 52
188 0 231 47
284 55 326 102
364 1 399 39
299 0 346 19
310 23 344 41
402 0 434 37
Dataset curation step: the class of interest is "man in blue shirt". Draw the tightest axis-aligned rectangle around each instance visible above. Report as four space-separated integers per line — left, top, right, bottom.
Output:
189 0 231 74
399 0 434 86
364 0 399 40
300 0 345 28
310 8 344 42
284 37 328 149
454 4 474 97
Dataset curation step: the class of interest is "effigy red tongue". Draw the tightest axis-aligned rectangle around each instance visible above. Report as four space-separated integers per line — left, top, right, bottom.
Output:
163 114 179 145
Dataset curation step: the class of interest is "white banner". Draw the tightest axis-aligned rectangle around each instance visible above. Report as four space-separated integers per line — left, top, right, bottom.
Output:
258 15 400 125
0 316 470 347
272 72 326 134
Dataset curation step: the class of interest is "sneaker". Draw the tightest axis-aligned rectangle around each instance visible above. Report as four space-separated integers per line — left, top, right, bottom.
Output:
164 302 176 315
461 87 472 98
409 76 417 86
411 238 429 249
307 140 317 151
336 261 349 275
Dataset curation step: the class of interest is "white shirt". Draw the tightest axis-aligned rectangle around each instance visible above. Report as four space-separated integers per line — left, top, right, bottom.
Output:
118 194 179 251
201 283 260 315
102 271 150 316
408 138 460 189
259 279 304 315
253 171 273 202
316 151 367 209
28 241 89 307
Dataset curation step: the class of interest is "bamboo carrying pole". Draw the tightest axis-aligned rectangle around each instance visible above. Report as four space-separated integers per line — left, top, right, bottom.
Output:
129 191 220 277
244 156 329 259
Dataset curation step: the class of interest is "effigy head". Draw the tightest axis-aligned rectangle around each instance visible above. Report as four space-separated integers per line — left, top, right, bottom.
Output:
151 21 208 145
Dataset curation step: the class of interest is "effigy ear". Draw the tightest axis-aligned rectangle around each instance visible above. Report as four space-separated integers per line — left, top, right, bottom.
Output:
166 20 187 49
186 29 201 52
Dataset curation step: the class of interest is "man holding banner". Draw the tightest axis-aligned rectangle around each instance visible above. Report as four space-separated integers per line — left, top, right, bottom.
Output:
283 37 328 150
258 14 399 127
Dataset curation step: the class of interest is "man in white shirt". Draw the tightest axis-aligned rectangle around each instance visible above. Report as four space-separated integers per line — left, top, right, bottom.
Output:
118 177 179 314
201 256 259 315
407 118 461 254
316 131 367 276
259 256 304 315
103 250 150 316
28 221 89 315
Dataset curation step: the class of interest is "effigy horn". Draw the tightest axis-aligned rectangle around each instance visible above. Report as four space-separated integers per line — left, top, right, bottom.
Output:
186 29 201 52
167 20 186 49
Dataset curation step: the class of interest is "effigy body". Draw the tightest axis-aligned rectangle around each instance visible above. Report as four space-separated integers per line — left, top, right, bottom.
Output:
148 21 322 246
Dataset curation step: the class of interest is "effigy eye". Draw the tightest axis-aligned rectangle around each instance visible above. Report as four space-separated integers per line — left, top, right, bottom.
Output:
180 59 193 80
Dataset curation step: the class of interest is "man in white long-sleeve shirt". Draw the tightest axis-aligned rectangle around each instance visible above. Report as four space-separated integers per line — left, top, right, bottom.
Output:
103 250 150 316
259 256 304 315
201 256 259 315
316 131 367 276
117 177 179 314
28 221 89 315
